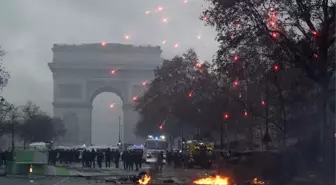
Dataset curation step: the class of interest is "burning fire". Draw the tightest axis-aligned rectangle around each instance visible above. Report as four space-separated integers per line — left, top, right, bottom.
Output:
252 178 265 184
193 175 229 185
138 174 151 185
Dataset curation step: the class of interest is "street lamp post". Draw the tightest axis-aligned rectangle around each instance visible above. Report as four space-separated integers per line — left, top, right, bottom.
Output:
110 103 122 148
118 115 121 145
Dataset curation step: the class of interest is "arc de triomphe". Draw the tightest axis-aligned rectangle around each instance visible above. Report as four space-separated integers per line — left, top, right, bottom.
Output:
48 43 161 146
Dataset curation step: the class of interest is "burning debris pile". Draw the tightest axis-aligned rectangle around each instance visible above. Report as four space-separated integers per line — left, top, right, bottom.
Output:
193 175 229 185
138 174 151 185
251 178 266 185
192 175 267 185
104 172 152 184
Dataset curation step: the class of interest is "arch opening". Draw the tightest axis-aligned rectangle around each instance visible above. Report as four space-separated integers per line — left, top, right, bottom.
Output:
91 92 123 146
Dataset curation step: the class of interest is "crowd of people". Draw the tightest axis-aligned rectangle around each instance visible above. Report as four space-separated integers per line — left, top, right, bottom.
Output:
48 148 145 171
1 147 205 172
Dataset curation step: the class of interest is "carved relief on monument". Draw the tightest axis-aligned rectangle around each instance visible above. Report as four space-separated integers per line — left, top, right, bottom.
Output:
57 84 82 99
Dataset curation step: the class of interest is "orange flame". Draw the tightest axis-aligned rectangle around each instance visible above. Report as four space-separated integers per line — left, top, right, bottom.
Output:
138 174 151 185
193 175 229 185
252 178 265 184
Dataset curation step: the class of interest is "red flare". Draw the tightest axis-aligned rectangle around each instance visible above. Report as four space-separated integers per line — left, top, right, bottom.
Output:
111 69 117 74
273 65 279 71
224 113 229 119
233 55 239 61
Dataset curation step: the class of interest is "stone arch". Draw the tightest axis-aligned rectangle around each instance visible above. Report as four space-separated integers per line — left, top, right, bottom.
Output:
88 85 125 103
62 112 79 145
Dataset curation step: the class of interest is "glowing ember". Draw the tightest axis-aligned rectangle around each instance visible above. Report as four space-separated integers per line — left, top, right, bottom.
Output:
111 69 117 74
162 18 168 23
224 113 229 119
233 80 239 86
124 35 130 40
157 6 163 11
174 43 179 48
162 40 167 44
197 35 201 40
132 96 137 101
193 175 229 185
252 178 265 184
101 42 106 46
313 53 318 58
138 174 151 185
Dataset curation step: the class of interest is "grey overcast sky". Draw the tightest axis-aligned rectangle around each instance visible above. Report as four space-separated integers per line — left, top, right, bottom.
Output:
0 0 217 144
0 0 217 113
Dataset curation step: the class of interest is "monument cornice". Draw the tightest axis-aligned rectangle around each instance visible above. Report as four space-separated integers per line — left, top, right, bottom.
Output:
53 101 93 109
49 67 155 77
52 43 162 54
48 62 158 71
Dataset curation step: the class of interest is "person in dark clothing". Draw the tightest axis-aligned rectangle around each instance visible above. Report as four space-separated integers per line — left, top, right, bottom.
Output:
114 150 120 168
81 150 86 167
105 148 111 168
167 151 172 166
157 151 164 172
134 151 143 171
128 150 134 170
122 151 127 169
97 152 103 168
91 149 96 168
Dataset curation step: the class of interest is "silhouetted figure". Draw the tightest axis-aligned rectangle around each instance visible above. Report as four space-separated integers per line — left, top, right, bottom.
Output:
122 151 127 169
97 152 103 168
114 150 120 168
105 148 111 168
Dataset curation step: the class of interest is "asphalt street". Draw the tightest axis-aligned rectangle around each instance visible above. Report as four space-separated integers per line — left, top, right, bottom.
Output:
0 177 111 185
0 164 210 184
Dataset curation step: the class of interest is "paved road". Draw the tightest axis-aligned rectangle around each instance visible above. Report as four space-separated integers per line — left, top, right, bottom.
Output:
0 177 111 185
0 164 211 184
